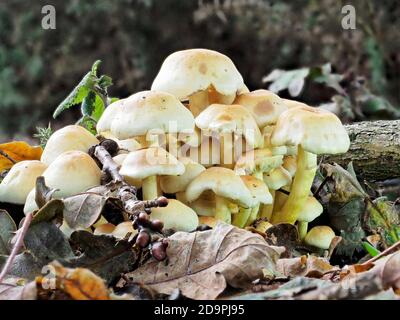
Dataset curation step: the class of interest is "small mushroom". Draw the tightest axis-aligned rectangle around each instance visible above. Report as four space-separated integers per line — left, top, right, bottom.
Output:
94 223 116 236
159 157 205 195
196 104 263 167
232 175 272 228
97 90 195 151
260 166 292 220
234 148 283 179
271 105 350 224
150 199 199 232
0 160 47 205
119 147 184 200
304 226 335 250
282 155 297 177
41 125 99 165
234 89 288 128
112 221 137 239
186 167 256 224
151 49 246 116
198 216 219 228
297 196 324 241
24 151 102 214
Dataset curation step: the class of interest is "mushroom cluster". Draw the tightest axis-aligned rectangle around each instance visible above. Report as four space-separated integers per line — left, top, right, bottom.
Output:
0 49 350 247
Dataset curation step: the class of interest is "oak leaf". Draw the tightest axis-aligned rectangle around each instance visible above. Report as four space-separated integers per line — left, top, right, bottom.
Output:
0 141 43 172
126 223 281 300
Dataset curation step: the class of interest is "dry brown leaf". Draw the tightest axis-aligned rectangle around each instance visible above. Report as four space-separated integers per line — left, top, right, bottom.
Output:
36 262 109 300
125 223 281 300
277 255 339 278
0 141 43 172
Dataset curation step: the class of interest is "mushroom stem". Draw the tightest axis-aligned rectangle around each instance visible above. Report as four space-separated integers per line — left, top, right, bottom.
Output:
175 191 187 203
232 207 252 228
220 133 234 168
245 205 260 226
189 90 209 117
298 221 308 241
271 146 317 224
142 175 159 200
215 195 232 224
260 190 275 220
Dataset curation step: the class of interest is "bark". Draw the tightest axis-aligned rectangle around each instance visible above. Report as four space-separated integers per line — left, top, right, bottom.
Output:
324 120 400 181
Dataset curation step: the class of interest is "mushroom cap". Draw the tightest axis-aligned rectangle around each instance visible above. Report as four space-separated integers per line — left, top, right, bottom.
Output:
263 166 292 190
234 148 283 176
150 199 199 232
198 216 219 228
185 167 256 208
282 98 309 109
41 125 99 165
160 157 205 194
0 160 47 204
112 221 137 239
189 197 215 217
240 175 273 205
97 90 195 140
114 153 141 188
297 196 323 222
94 223 116 236
119 147 185 180
196 104 263 149
234 89 288 128
23 151 101 214
282 156 297 177
304 226 335 249
262 125 288 155
151 49 244 100
271 105 350 154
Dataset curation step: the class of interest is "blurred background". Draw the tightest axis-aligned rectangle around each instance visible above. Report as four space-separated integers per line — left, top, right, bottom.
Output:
0 0 399 142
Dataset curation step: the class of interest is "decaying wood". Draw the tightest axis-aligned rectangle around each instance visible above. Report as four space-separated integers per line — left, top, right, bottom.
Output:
324 120 400 181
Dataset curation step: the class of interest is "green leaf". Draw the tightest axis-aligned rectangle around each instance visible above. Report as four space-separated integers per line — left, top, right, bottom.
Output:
76 116 97 135
81 90 96 117
91 94 105 121
362 241 380 257
98 75 113 89
53 72 92 118
91 60 101 75
52 60 103 119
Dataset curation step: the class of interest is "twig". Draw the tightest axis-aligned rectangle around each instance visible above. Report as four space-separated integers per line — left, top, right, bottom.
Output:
89 139 169 260
0 150 16 165
293 268 383 300
362 240 400 266
0 212 33 283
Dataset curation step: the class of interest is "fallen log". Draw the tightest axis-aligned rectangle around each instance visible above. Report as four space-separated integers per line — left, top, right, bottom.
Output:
324 120 400 181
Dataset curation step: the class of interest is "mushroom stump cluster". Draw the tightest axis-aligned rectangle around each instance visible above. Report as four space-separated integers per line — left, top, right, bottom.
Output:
0 49 350 252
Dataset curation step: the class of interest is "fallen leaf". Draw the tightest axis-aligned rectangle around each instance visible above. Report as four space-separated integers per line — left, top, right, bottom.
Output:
0 141 42 172
0 210 16 254
382 251 400 294
230 277 331 300
34 176 58 209
265 223 298 257
37 262 109 300
0 252 42 280
63 193 107 229
277 255 338 278
31 199 64 226
0 279 37 300
125 223 281 300
24 222 75 265
66 231 138 284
